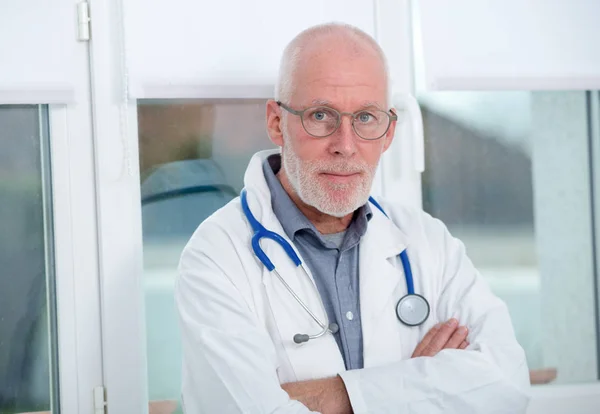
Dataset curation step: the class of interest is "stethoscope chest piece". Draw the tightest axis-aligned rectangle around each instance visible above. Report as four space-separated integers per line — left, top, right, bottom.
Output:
396 294 430 326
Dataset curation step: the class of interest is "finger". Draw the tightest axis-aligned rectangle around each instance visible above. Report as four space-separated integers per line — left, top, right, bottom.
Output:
412 323 441 357
444 326 468 350
421 319 459 357
411 323 441 357
459 340 469 350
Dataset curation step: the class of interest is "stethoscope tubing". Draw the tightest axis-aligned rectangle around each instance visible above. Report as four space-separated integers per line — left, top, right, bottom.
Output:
270 266 328 330
399 250 415 295
241 188 428 334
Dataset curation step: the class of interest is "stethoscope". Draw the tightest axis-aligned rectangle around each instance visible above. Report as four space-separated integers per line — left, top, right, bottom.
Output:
241 189 430 344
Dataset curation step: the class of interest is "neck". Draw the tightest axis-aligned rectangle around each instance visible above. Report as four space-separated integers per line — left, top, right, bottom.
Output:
277 169 353 234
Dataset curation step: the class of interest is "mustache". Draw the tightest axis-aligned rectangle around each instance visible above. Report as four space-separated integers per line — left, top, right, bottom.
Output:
312 162 369 174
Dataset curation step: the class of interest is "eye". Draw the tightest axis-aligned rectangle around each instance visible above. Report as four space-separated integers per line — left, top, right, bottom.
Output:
357 112 374 123
313 111 327 121
306 107 336 122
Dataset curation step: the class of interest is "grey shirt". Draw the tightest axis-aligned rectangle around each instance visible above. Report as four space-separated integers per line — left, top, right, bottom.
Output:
263 154 372 370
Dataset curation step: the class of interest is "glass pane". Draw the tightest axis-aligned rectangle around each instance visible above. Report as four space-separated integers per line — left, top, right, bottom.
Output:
419 91 599 385
0 105 59 413
138 100 273 412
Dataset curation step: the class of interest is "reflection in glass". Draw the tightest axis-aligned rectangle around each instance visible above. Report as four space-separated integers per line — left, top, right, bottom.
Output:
0 105 59 413
419 91 599 385
419 92 542 375
138 100 273 411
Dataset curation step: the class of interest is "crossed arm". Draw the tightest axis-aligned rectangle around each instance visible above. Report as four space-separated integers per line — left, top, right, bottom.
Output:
281 320 470 414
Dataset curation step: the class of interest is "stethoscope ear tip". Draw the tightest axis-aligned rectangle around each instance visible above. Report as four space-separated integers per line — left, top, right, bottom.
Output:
293 334 310 344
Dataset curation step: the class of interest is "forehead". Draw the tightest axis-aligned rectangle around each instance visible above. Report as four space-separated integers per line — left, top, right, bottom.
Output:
290 41 387 109
308 98 384 112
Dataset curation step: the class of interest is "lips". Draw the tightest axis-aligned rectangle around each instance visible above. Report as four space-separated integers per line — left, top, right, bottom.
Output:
322 172 360 177
320 169 363 176
320 171 362 184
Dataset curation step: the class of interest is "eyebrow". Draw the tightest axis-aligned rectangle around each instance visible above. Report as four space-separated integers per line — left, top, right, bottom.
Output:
310 99 385 110
311 98 331 106
360 101 384 110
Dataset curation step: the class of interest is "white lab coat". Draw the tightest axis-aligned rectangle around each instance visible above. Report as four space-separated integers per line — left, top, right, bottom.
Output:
175 149 531 413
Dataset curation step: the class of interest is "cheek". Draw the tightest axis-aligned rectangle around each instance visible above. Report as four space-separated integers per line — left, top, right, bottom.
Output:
287 126 328 158
357 141 385 166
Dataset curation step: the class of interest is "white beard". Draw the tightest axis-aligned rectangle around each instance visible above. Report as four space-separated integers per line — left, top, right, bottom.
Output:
281 133 376 218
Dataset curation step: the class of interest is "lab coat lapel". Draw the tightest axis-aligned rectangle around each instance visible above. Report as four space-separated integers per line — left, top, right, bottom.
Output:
242 152 346 381
359 207 408 365
259 212 346 381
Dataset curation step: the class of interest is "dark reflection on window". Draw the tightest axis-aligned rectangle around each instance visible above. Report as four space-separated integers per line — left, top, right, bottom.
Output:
137 100 271 411
138 102 215 178
421 105 534 228
0 105 52 412
418 93 544 375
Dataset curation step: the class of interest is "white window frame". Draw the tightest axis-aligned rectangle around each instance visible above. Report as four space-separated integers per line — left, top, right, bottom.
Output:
50 102 104 414
376 0 424 209
87 0 149 412
48 5 106 410
47 28 105 412
1 2 104 412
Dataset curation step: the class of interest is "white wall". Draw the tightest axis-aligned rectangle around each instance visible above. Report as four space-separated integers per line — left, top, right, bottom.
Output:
418 0 600 90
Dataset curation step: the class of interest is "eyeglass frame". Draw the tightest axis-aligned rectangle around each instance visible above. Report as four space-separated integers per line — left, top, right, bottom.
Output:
276 101 398 140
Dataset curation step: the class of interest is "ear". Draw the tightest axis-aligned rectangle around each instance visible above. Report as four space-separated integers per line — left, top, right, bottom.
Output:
381 109 397 153
266 100 284 147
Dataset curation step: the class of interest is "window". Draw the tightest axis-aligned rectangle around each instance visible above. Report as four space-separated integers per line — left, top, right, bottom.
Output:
137 99 274 411
418 91 600 384
136 93 600 405
0 105 59 413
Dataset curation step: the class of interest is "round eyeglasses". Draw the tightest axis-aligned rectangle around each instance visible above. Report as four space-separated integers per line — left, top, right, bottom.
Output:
277 101 398 140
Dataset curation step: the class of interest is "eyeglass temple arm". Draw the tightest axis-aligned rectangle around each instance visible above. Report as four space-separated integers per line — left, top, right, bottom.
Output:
276 101 304 116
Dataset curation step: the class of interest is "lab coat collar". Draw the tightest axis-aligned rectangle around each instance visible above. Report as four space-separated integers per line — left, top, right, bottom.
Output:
242 148 287 243
244 148 281 203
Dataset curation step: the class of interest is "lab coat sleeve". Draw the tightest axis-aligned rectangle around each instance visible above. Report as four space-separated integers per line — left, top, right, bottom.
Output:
175 221 318 414
339 212 531 414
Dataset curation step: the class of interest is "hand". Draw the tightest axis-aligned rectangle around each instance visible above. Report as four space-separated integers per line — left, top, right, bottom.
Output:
411 318 469 358
282 376 352 414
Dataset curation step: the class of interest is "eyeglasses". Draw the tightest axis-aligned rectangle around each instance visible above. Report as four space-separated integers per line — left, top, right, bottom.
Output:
277 101 398 140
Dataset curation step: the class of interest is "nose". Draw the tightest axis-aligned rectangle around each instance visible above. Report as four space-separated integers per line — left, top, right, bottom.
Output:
328 116 358 157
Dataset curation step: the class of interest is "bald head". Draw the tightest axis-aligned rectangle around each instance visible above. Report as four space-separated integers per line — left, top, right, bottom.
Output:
275 23 390 107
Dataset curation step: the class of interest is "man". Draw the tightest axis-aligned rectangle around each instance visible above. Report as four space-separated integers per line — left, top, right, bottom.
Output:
175 23 530 413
